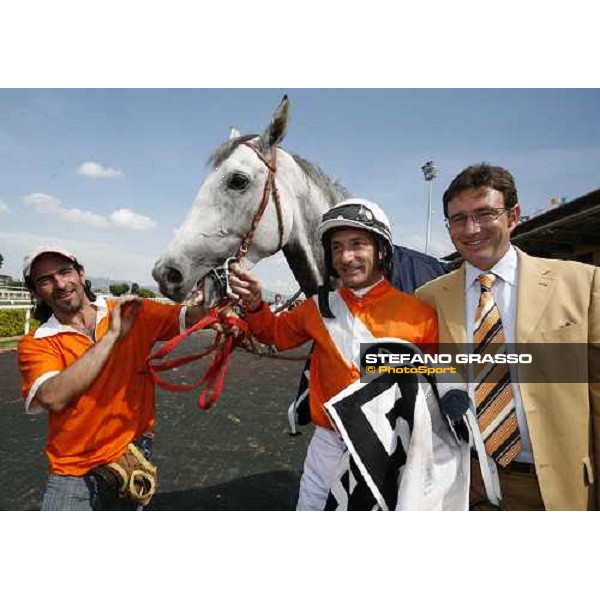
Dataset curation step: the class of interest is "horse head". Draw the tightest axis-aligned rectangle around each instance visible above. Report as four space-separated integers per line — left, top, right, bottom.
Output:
153 96 345 304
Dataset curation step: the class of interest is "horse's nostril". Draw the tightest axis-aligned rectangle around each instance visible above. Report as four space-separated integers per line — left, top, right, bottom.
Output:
165 267 183 285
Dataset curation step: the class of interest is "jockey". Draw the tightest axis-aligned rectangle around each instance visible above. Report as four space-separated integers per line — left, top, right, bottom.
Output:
230 199 468 510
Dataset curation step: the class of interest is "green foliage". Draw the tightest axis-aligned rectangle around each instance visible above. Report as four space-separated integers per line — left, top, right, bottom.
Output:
0 276 21 287
0 309 39 337
137 287 156 298
109 283 130 296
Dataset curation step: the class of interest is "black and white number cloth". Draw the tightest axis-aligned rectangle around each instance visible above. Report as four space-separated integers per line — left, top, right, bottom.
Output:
324 341 470 511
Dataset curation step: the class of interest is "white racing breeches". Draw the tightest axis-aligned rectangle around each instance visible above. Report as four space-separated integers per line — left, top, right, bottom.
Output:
296 426 347 511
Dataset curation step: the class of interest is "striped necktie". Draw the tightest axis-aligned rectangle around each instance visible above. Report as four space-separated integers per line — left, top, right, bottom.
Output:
473 273 522 467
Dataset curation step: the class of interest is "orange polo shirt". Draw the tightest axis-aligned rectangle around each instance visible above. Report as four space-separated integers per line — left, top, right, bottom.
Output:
247 279 438 429
18 298 183 475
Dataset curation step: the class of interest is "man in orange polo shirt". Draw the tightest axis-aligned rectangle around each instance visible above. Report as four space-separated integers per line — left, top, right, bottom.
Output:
229 199 462 510
18 246 208 510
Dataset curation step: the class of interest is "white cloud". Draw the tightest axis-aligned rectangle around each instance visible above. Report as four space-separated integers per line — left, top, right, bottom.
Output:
22 192 156 231
23 193 109 227
62 208 110 228
77 161 124 179
22 192 61 212
0 201 9 213
109 208 156 230
0 231 158 284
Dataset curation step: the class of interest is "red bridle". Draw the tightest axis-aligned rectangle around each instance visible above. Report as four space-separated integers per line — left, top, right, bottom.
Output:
234 142 285 260
146 142 291 410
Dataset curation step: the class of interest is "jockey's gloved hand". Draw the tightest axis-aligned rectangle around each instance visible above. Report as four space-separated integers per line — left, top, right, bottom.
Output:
438 385 470 444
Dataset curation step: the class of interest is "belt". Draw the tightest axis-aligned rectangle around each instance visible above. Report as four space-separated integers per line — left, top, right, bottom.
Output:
499 461 536 476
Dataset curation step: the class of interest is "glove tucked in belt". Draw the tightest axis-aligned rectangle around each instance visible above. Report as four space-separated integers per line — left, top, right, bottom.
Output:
92 442 157 507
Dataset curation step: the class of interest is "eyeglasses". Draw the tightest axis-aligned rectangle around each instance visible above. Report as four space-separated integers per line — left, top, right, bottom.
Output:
445 207 513 229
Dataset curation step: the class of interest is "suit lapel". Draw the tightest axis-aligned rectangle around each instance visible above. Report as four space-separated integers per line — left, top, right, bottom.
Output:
438 266 467 346
516 248 557 342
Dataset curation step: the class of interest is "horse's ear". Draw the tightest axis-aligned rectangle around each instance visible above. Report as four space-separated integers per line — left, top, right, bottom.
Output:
229 126 241 139
259 95 290 151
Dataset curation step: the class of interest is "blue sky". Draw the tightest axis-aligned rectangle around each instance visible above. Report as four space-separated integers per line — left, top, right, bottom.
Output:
1 88 599 293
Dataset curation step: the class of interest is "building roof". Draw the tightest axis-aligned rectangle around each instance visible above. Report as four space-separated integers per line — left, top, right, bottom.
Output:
511 188 600 257
443 187 600 263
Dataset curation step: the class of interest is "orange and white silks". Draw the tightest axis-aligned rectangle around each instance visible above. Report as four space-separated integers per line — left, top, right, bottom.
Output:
246 279 439 429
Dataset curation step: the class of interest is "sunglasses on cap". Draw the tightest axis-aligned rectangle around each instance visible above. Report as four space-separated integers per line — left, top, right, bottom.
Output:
322 204 388 234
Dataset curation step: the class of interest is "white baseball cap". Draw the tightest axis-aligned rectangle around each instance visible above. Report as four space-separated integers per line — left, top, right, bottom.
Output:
23 245 79 279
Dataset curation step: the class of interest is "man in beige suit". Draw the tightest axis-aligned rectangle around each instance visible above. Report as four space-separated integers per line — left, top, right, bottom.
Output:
416 163 600 510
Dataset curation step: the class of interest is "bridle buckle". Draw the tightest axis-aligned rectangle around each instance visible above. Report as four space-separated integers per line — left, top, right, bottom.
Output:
206 257 237 301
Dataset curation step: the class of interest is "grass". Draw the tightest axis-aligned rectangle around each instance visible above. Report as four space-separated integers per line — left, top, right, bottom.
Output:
0 339 19 351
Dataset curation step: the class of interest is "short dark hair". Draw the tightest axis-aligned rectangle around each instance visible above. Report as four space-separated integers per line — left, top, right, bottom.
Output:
26 261 97 323
442 163 518 218
25 257 82 292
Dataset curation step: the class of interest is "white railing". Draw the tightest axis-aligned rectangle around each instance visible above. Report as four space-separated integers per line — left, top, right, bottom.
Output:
0 304 34 335
0 294 171 338
1 286 34 336
0 286 30 303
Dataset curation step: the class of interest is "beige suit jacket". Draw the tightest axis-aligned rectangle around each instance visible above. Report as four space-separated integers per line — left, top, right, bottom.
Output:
415 248 600 510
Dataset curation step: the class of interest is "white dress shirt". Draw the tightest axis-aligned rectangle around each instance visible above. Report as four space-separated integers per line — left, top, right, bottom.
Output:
464 245 534 464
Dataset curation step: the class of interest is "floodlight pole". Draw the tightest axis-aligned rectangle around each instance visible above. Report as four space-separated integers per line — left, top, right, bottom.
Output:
421 160 437 255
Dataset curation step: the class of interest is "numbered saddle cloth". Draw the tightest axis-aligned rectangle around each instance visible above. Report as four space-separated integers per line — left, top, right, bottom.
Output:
324 340 470 511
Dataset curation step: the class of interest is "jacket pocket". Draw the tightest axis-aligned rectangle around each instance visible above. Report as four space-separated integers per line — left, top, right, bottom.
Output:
583 456 595 486
539 320 584 342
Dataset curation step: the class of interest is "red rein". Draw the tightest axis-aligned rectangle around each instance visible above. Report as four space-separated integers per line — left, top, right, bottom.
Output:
146 303 249 409
148 144 283 409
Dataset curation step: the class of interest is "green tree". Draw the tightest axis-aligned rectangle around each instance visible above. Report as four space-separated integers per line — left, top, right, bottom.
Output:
137 288 156 298
109 283 130 296
0 275 21 287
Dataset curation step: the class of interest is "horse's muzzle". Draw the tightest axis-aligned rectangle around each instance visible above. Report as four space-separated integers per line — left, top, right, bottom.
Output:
153 262 187 301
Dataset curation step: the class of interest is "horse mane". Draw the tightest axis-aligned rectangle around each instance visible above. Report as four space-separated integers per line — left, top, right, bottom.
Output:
290 152 350 206
208 135 350 206
208 134 258 168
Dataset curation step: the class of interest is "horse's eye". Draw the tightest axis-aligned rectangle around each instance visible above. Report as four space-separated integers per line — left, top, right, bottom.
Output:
227 173 250 191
